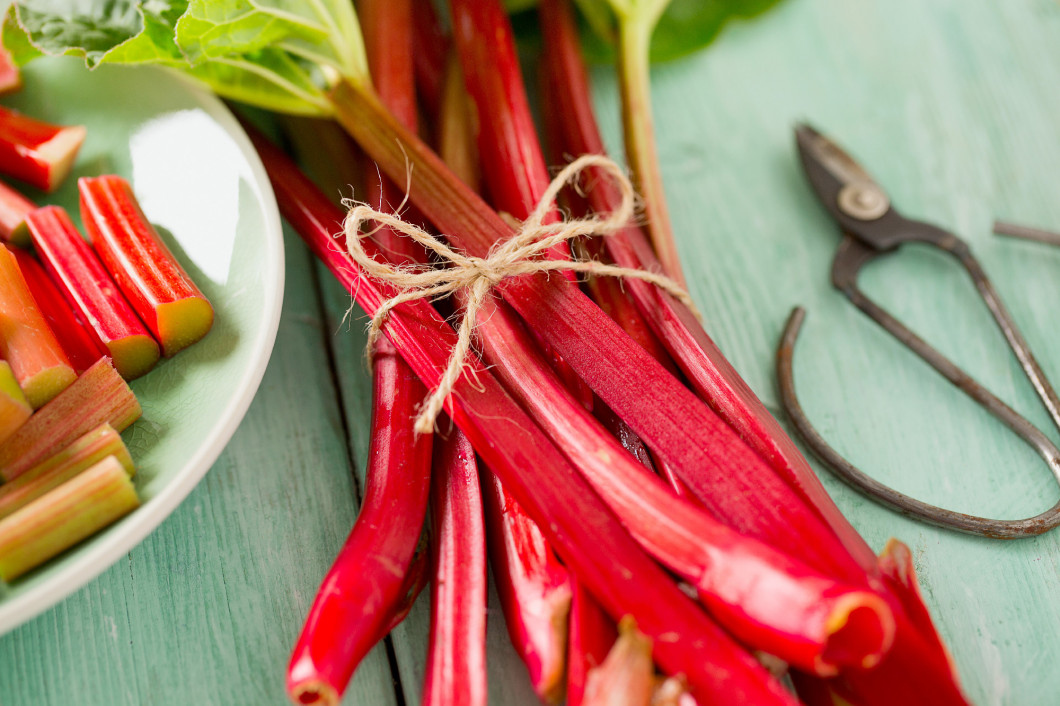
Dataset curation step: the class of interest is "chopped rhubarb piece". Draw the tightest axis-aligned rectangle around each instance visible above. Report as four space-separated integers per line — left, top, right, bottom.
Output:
0 178 33 246
0 106 85 192
11 247 105 373
25 206 159 379
0 423 132 521
0 243 75 407
0 358 141 482
0 455 139 582
78 175 213 356
0 361 31 445
0 44 20 96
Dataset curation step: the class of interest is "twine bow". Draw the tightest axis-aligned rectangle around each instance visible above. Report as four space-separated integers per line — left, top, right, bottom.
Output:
343 154 697 434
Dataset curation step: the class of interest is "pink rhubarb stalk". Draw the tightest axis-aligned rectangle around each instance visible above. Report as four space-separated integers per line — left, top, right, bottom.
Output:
0 44 21 95
0 242 75 407
250 129 798 705
286 1 433 704
78 175 214 357
0 106 84 192
0 357 141 482
12 247 104 373
25 206 159 380
422 425 487 706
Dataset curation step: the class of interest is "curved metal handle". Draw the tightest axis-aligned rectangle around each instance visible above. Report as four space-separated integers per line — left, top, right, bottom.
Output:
776 307 1060 538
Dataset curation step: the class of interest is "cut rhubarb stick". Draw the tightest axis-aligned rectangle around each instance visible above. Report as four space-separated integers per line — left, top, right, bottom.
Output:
0 455 138 582
538 0 879 574
250 129 799 705
0 243 76 407
0 361 31 445
0 44 21 96
468 291 894 675
582 617 656 706
423 424 487 706
0 178 33 245
0 423 132 521
78 175 213 357
287 344 433 706
0 106 85 192
25 206 159 380
567 581 618 706
0 357 141 482
12 247 105 373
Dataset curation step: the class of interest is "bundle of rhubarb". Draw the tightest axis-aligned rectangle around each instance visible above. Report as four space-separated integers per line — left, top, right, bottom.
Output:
2 0 969 704
0 54 214 582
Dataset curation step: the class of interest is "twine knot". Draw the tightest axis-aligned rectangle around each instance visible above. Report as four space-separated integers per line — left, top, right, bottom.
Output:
342 154 697 434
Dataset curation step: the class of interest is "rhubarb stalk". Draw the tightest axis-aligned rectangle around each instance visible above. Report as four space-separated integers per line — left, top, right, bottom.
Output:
12 246 104 373
78 175 214 357
0 105 85 192
0 177 32 245
286 1 434 702
0 242 75 407
423 425 487 706
0 357 141 482
0 455 138 581
581 617 656 706
25 206 160 380
567 581 618 706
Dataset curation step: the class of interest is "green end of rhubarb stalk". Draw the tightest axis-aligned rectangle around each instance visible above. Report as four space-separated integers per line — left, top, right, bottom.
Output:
0 455 139 582
0 358 141 482
19 363 77 410
156 296 214 358
106 334 160 381
0 360 31 445
0 423 133 522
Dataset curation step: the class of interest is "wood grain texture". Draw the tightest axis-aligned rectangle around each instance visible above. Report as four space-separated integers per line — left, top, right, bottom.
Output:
2 0 1059 704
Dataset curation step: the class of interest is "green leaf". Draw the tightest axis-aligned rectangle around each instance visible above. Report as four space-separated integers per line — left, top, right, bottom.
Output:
4 0 187 68
182 47 332 114
574 0 786 63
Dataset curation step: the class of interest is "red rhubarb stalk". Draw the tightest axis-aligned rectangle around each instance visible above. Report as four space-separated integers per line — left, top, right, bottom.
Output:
12 247 104 373
538 0 878 571
0 242 75 407
437 42 574 701
567 581 618 706
411 0 449 121
422 425 487 706
0 106 84 192
25 206 159 380
250 129 798 705
286 1 434 703
0 177 32 245
0 357 140 482
0 361 31 445
78 175 214 357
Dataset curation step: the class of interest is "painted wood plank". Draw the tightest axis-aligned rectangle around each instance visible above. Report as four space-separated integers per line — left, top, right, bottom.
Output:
0 226 399 706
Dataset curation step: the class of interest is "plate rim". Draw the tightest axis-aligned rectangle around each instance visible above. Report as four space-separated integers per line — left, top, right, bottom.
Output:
0 66 286 636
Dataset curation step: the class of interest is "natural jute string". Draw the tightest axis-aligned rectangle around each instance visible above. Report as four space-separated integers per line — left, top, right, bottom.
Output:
342 154 698 434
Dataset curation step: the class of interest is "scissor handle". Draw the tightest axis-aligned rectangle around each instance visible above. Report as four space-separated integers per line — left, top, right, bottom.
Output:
776 306 1060 538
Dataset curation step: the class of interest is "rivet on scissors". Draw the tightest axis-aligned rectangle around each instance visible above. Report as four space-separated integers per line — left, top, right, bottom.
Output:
837 183 889 221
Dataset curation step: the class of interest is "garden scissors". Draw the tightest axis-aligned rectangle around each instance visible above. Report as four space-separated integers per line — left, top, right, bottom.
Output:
775 123 1060 538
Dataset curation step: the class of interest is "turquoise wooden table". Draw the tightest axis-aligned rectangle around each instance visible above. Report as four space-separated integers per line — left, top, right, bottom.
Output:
3 0 1060 703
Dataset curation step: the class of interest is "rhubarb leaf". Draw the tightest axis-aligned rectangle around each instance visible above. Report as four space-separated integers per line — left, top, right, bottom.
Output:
173 0 367 78
573 0 786 63
3 0 187 68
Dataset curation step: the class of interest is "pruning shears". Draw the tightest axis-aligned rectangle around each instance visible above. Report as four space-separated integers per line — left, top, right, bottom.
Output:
776 123 1060 538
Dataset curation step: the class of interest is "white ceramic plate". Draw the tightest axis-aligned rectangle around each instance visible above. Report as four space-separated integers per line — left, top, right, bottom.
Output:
0 58 284 634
